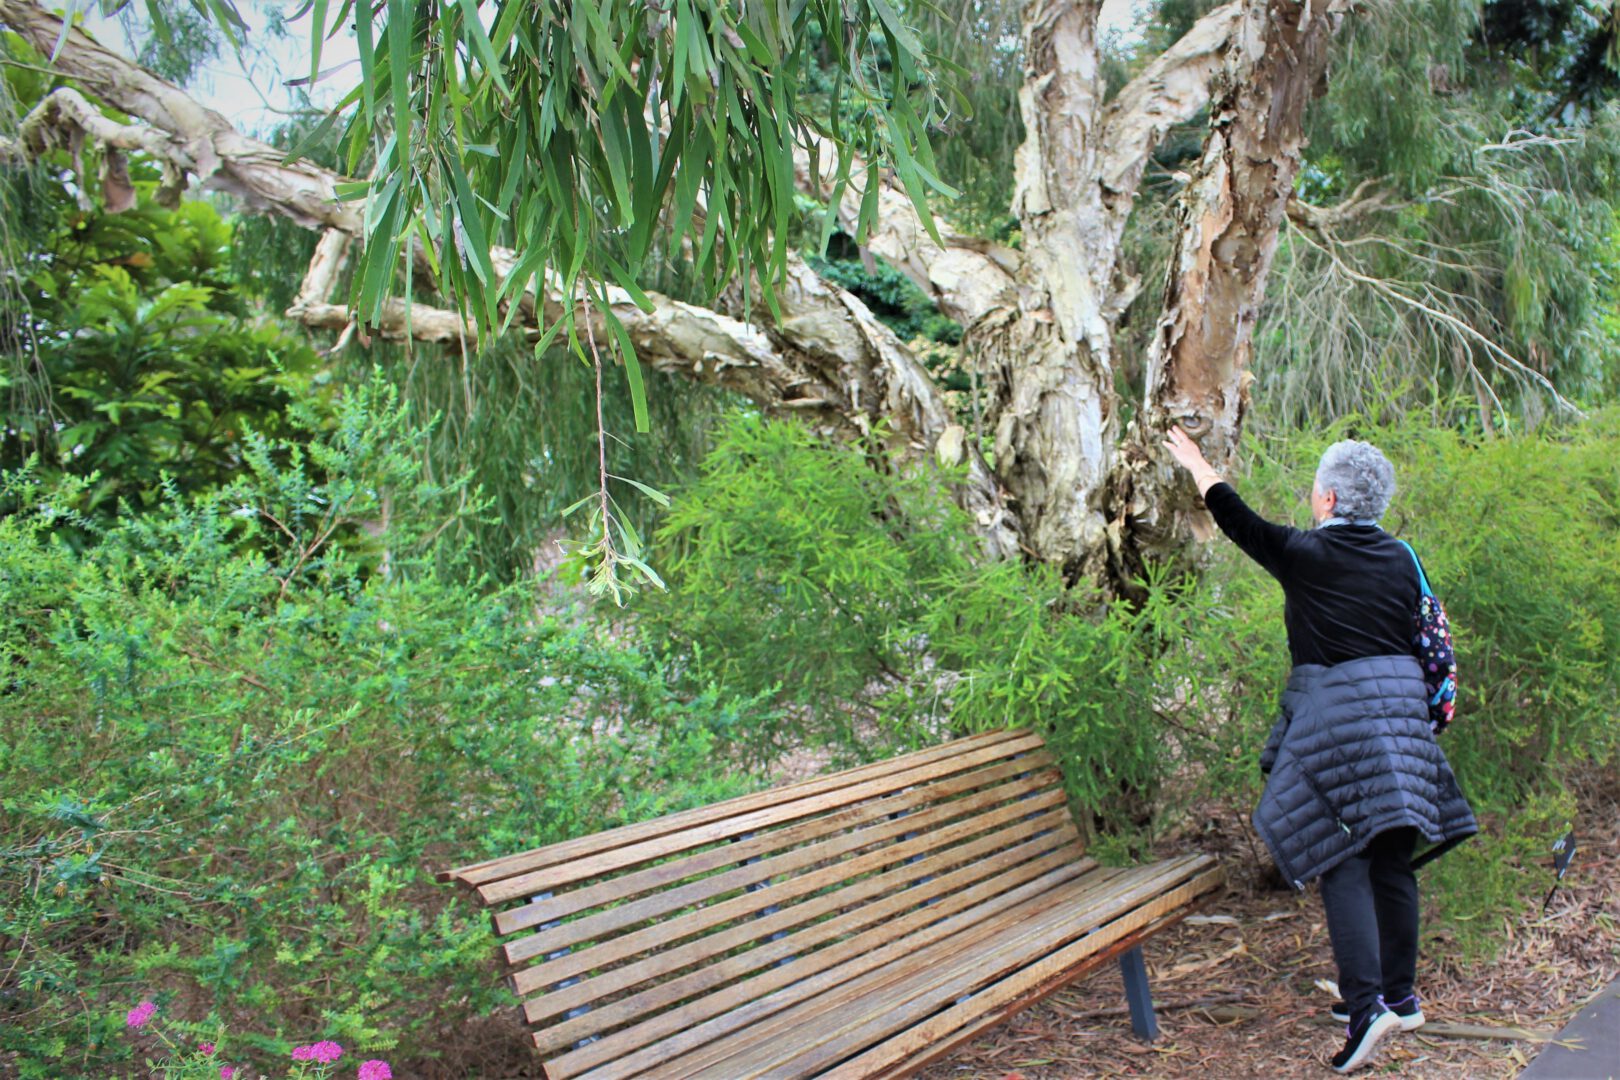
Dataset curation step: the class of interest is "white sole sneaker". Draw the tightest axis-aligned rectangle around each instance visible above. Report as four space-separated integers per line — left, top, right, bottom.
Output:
1332 1008 1402 1074
1330 1002 1424 1031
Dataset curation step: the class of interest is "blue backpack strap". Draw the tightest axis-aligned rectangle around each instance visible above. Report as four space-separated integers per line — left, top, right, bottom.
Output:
1397 539 1433 597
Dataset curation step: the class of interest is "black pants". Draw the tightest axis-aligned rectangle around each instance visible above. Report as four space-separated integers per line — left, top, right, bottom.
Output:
1318 827 1420 1024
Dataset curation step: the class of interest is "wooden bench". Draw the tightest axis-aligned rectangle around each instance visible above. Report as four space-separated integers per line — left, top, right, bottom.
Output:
437 728 1224 1079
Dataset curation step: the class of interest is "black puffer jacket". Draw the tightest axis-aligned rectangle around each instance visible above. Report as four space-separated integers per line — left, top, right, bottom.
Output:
1253 653 1477 890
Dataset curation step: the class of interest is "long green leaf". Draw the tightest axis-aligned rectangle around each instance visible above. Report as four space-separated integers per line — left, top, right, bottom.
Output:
599 301 649 433
309 0 329 84
457 0 510 97
386 0 412 172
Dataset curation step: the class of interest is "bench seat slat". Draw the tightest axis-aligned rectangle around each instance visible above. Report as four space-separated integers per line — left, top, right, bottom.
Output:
442 730 1037 889
611 861 1172 1080
656 857 1222 1080
504 766 1062 964
512 795 1071 996
495 751 1057 936
550 860 1118 1080
816 861 1224 1080
528 834 1091 1051
691 856 1218 1080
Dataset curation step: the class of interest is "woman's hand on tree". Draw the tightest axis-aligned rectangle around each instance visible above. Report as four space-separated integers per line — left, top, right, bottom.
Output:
1163 426 1223 495
1163 426 1208 472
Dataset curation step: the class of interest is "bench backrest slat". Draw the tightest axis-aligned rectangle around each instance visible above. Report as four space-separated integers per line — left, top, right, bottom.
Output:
492 750 1055 937
439 729 1034 889
472 731 1049 906
502 763 1061 966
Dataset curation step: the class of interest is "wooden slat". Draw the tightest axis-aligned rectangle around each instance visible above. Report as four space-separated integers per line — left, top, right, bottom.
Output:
524 817 1084 1029
815 864 1225 1080
527 833 1090 1050
704 859 1222 1079
552 860 1119 1080
511 794 1071 996
636 859 1201 1080
503 768 1061 965
838 888 1221 1080
479 732 1050 905
440 729 1035 885
495 751 1057 936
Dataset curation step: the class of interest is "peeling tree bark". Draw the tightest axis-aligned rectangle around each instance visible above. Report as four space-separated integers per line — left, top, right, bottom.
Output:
0 0 1351 587
1114 0 1347 584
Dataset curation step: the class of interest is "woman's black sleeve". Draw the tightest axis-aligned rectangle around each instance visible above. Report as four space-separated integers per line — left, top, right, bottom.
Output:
1203 481 1302 580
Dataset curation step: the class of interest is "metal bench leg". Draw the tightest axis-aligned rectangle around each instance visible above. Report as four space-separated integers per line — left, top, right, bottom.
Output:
1118 945 1159 1042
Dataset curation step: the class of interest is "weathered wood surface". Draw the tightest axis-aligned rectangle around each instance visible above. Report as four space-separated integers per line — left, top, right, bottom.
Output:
435 730 1225 1079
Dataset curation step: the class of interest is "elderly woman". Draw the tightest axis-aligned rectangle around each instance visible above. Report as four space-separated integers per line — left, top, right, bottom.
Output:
1164 428 1476 1075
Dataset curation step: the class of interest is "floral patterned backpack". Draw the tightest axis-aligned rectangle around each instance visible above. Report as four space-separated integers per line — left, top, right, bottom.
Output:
1398 540 1456 734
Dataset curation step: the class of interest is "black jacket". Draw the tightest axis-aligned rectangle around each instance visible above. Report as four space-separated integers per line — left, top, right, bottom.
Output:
1253 654 1477 890
1204 482 1422 667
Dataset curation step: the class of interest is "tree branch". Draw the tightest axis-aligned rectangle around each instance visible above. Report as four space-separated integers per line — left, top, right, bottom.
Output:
0 0 1022 558
1115 0 1348 573
1099 2 1244 199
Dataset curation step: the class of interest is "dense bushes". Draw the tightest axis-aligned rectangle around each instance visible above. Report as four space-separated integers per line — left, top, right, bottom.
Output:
648 416 1293 845
654 411 1620 926
5 390 1614 1077
0 380 769 1078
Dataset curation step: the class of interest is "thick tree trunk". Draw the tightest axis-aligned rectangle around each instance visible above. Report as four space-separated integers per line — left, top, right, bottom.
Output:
1112 0 1346 584
0 0 1348 586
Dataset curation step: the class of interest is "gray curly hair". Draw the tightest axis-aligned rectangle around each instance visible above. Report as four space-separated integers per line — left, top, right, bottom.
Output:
1316 440 1396 522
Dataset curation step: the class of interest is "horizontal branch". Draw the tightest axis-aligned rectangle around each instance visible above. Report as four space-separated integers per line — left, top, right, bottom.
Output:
0 0 1022 558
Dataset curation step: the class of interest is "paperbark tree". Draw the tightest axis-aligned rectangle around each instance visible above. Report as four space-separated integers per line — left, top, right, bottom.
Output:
1 0 1351 593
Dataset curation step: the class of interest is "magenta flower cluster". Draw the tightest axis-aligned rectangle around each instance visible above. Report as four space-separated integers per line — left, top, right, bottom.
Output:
291 1040 344 1064
124 999 392 1078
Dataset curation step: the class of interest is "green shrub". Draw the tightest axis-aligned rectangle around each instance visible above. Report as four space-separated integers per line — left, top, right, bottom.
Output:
0 379 770 1077
0 179 325 530
650 414 1286 848
648 414 978 762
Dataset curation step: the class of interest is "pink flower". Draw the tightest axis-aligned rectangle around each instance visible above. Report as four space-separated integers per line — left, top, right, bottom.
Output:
357 1061 393 1080
293 1038 344 1064
220 1067 235 1080
125 1001 157 1029
310 1040 344 1064
199 1042 216 1056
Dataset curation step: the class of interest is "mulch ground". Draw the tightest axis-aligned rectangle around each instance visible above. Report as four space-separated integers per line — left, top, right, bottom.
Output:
915 773 1620 1080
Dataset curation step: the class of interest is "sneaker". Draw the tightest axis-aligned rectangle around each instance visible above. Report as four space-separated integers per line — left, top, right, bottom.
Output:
1383 993 1425 1031
1331 1005 1401 1074
1331 994 1424 1031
